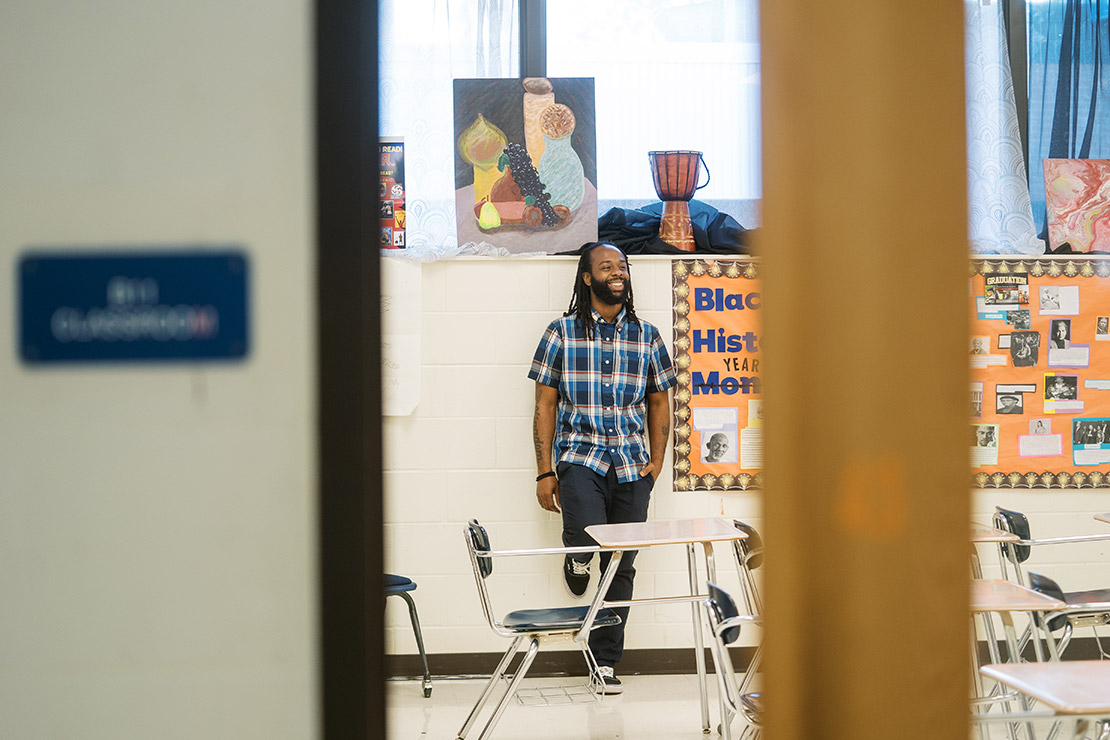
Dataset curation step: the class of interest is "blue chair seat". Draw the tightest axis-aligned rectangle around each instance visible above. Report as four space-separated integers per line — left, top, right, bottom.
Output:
1061 587 1110 605
386 574 418 593
503 606 620 633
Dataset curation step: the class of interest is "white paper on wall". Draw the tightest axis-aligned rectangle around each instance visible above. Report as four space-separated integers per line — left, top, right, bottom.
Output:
381 258 421 416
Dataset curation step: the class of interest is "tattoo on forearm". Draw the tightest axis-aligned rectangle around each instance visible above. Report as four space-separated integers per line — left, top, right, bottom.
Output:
533 404 544 466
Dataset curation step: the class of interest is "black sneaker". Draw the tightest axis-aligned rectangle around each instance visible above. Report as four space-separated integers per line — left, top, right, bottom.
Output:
563 555 590 598
592 665 623 695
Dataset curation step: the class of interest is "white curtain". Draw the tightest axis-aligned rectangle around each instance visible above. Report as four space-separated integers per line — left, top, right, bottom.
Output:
965 0 1044 255
378 0 518 250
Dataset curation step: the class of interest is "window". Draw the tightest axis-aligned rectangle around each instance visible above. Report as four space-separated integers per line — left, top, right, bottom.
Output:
378 0 760 249
545 0 761 204
1026 0 1110 240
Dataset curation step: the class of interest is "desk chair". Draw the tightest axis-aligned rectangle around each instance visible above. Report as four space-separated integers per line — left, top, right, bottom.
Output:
385 574 432 697
730 520 764 617
993 507 1110 660
457 520 619 740
730 521 764 698
1027 572 1110 661
704 582 763 740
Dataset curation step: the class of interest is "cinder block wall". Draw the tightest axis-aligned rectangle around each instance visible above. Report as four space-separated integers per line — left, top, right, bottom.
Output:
973 491 1110 586
383 255 1110 661
383 255 762 657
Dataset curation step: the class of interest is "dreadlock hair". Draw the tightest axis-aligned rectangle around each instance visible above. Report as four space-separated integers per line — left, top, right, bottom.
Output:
563 241 640 340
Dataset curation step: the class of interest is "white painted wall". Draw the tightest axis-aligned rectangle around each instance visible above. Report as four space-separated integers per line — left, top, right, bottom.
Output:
382 255 764 658
383 255 1110 659
973 491 1110 587
0 2 316 738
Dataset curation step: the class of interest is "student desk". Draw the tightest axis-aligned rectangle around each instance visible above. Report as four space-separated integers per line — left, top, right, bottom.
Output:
580 517 748 734
971 579 1063 664
971 523 1021 543
971 579 1065 740
979 661 1110 739
970 522 1020 579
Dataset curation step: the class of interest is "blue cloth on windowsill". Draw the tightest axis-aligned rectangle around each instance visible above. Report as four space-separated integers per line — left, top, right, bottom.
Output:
576 200 753 255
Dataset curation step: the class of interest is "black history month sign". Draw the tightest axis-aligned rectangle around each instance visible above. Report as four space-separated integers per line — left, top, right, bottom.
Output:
672 259 763 491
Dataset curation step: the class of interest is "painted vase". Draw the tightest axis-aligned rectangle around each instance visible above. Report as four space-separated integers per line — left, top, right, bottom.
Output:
457 114 507 204
536 104 584 212
522 77 555 168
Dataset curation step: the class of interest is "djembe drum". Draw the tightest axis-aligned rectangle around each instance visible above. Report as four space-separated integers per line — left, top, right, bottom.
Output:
648 150 711 251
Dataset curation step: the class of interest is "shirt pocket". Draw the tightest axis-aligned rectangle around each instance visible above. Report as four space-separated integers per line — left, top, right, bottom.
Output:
618 347 648 405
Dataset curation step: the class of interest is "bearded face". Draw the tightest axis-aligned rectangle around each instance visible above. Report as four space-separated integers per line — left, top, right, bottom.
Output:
585 246 629 306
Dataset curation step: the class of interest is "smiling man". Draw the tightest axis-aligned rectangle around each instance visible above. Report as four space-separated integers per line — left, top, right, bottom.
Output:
528 241 675 695
705 432 730 462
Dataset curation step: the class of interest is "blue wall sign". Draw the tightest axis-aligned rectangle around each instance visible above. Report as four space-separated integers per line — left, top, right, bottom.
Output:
19 251 250 363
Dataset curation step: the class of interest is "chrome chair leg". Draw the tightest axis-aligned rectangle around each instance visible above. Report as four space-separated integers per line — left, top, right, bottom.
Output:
709 643 734 740
456 635 523 740
476 638 541 740
397 590 432 697
737 644 761 697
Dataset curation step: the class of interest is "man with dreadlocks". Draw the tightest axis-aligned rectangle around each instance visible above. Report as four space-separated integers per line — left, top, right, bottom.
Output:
528 241 676 694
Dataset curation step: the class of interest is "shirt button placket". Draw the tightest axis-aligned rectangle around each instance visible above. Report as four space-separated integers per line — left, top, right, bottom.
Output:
601 327 617 456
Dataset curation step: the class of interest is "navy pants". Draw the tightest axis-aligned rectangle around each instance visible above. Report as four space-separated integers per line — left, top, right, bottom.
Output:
558 461 653 667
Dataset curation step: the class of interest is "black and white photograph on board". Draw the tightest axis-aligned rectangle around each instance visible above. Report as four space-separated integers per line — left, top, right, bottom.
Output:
1009 331 1040 367
701 431 736 464
1030 418 1051 435
1073 419 1110 446
972 424 998 448
1050 319 1071 349
996 393 1023 414
1007 309 1031 330
1045 374 1079 401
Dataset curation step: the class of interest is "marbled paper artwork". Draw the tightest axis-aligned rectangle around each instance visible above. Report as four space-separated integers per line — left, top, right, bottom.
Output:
1044 159 1110 252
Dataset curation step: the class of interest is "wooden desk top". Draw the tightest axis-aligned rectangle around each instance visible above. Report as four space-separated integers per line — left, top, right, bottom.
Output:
981 661 1110 715
586 517 747 549
970 522 1020 543
970 579 1064 613
1094 513 1110 524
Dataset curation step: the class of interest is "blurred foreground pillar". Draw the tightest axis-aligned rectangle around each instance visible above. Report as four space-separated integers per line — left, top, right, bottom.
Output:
760 3 970 739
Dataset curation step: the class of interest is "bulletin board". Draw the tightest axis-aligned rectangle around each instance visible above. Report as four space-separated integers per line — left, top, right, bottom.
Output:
971 257 1110 489
671 259 763 491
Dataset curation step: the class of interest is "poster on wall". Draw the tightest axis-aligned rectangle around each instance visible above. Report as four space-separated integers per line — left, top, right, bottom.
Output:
1043 159 1110 253
452 77 598 255
379 137 406 249
671 259 763 491
971 258 1110 488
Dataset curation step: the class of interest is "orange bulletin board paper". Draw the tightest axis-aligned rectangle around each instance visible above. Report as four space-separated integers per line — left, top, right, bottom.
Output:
672 259 762 491
971 258 1110 489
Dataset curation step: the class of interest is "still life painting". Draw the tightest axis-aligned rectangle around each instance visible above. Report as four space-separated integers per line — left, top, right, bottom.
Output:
453 77 597 254
1044 158 1110 252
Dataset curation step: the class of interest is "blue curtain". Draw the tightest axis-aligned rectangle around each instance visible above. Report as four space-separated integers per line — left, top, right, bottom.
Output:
1028 0 1110 242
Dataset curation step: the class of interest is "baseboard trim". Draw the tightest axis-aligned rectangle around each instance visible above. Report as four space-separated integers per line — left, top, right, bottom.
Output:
388 636 1107 681
974 635 1106 664
386 646 756 681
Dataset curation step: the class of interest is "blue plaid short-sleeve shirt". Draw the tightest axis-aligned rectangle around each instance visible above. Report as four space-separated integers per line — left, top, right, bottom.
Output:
528 308 676 483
